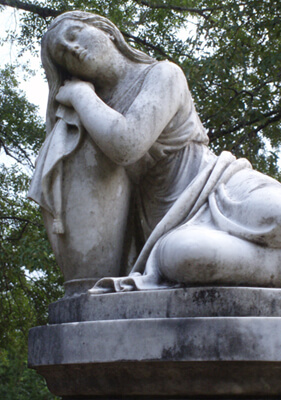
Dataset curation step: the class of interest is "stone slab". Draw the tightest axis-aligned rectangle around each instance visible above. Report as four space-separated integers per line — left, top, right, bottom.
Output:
60 397 281 400
29 317 281 397
35 362 281 399
59 398 281 400
49 287 281 324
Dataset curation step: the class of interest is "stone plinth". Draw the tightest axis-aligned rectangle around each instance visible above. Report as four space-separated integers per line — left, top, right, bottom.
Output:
28 288 281 398
49 286 281 323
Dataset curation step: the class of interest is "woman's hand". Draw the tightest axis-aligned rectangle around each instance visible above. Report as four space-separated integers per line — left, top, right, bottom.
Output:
56 78 95 107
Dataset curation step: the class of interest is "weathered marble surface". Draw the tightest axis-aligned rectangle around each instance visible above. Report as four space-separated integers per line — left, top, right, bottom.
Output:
49 287 281 324
28 287 281 397
28 11 281 294
31 285 281 399
29 317 281 365
27 10 281 399
29 359 281 398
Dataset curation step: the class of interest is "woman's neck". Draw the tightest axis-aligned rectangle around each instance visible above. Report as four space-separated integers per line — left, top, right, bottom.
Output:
96 61 150 103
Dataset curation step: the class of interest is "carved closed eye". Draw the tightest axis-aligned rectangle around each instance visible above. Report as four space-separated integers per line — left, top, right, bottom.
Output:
66 32 77 42
65 26 83 42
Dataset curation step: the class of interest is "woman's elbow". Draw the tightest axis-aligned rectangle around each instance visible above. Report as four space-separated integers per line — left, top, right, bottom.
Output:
109 148 143 166
108 126 146 166
108 139 146 166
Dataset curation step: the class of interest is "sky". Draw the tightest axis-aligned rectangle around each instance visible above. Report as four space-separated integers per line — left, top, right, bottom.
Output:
0 7 49 168
0 6 193 120
0 6 194 120
0 7 48 118
0 5 279 167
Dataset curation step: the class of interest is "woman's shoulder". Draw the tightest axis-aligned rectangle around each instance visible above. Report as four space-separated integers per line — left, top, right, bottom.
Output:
143 60 188 95
147 60 186 80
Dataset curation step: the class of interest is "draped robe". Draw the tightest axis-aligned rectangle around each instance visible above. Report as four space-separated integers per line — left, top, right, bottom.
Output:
28 61 281 292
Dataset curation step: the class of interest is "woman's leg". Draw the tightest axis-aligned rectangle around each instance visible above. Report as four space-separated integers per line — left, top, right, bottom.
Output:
157 226 281 287
219 169 281 247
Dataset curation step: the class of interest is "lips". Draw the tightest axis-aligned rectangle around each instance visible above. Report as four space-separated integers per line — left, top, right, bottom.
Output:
78 49 88 62
70 47 87 62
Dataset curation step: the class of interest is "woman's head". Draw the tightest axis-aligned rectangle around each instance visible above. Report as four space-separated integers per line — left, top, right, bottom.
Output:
42 11 155 133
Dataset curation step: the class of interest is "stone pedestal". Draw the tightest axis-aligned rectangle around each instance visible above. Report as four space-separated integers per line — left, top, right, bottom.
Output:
28 288 281 398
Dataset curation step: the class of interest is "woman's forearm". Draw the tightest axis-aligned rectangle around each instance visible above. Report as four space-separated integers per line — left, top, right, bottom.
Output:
70 85 132 164
57 81 146 165
56 62 185 165
66 83 157 166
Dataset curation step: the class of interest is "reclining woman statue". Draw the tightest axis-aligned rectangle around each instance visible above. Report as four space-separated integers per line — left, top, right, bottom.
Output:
29 11 281 294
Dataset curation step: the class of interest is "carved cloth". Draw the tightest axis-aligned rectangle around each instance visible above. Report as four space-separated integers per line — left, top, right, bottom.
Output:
28 61 281 292
28 106 85 233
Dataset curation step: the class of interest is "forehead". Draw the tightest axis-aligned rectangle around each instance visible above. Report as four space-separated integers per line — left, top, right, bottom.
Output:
51 19 85 36
48 20 85 56
48 19 106 48
47 19 108 66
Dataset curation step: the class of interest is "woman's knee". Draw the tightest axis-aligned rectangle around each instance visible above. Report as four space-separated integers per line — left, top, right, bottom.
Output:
246 186 281 247
155 222 281 286
157 228 222 282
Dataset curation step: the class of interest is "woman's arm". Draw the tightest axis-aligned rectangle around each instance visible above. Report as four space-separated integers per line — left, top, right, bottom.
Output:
56 62 188 165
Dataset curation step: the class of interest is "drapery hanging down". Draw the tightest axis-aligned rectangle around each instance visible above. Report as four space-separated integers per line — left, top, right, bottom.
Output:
28 106 85 234
89 151 256 293
28 62 281 293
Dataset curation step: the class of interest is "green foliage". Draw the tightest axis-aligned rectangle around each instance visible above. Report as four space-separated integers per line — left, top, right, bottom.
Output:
0 66 63 399
0 347 55 400
6 0 281 176
0 65 45 166
0 1 281 398
184 0 281 177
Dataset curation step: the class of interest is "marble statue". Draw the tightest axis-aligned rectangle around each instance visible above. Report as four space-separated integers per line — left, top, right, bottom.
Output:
29 11 281 295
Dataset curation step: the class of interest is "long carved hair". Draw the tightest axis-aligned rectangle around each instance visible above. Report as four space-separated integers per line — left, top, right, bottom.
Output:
41 11 155 134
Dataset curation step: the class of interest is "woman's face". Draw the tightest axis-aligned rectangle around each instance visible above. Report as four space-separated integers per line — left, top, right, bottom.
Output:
48 20 119 82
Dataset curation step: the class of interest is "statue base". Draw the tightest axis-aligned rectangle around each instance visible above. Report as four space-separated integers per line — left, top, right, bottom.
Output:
28 287 281 398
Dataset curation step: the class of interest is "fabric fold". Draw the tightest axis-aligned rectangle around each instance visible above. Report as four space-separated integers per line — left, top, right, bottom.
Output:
28 105 85 234
90 151 253 293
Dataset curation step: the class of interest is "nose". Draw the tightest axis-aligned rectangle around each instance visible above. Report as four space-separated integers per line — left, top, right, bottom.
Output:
65 44 81 58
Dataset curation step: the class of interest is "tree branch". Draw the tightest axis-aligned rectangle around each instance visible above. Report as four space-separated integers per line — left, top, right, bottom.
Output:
0 0 60 18
210 108 281 141
0 137 24 164
0 216 41 226
122 31 173 60
131 0 224 21
7 220 29 241
132 0 223 19
13 141 35 168
0 0 174 60
252 113 281 136
0 137 34 167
